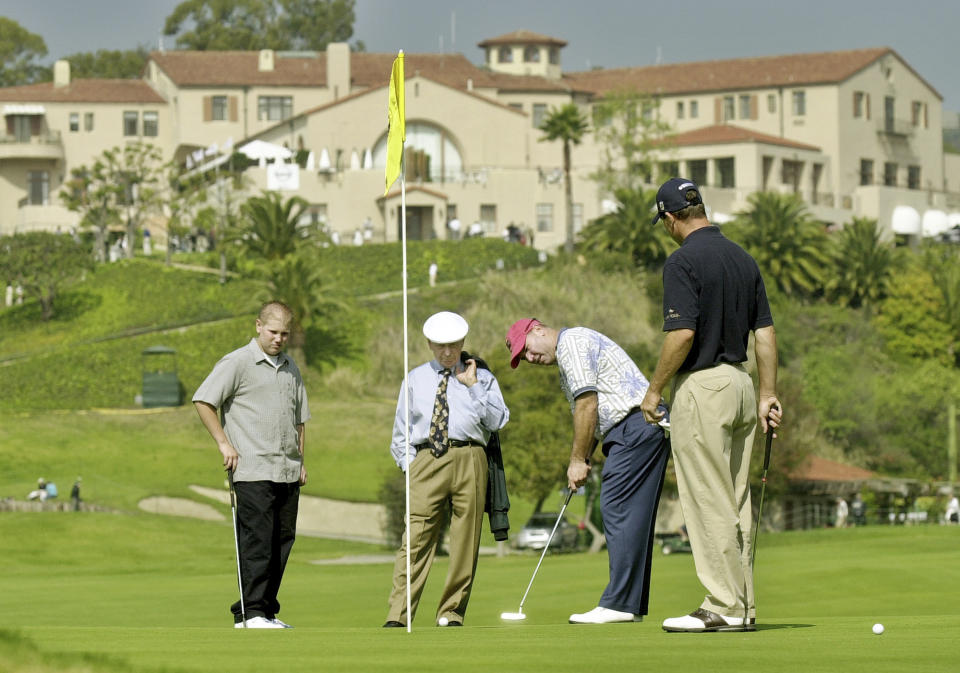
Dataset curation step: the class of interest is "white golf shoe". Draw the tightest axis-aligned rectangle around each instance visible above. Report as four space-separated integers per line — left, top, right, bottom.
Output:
569 606 642 624
662 608 755 632
270 618 294 628
235 616 285 629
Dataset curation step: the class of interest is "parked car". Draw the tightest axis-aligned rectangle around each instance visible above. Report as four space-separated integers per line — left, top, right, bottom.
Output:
657 532 692 555
513 511 579 552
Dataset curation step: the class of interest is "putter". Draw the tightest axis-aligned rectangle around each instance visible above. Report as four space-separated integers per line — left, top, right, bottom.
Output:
227 470 247 628
745 409 777 630
500 490 574 621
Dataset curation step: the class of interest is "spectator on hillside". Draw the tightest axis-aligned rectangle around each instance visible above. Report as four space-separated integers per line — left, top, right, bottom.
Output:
71 477 83 511
851 493 866 526
27 478 49 501
428 262 438 287
835 497 849 528
946 493 959 524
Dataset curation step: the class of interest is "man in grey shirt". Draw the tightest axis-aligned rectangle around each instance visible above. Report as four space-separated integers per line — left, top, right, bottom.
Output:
194 301 309 629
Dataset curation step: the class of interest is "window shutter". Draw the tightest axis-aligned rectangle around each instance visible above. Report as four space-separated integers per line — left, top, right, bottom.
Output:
714 97 722 123
924 103 928 129
750 95 758 120
229 96 238 122
5 117 12 135
203 96 212 122
30 116 41 135
866 94 871 120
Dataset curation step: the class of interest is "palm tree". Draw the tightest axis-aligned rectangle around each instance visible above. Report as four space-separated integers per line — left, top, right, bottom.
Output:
828 217 900 313
725 191 830 299
540 104 589 254
232 191 311 260
578 186 675 269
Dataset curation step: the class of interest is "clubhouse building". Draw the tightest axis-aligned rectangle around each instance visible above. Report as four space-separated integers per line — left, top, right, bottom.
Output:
2 30 959 248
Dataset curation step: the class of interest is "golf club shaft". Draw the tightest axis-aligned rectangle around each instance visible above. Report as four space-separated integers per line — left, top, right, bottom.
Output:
751 415 775 567
227 470 246 627
516 490 574 612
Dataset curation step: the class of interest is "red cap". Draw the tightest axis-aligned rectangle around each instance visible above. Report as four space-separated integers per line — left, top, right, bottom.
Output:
505 318 540 368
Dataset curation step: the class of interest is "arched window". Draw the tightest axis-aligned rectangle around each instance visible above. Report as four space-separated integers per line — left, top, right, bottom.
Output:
523 46 540 63
372 121 464 183
498 46 513 63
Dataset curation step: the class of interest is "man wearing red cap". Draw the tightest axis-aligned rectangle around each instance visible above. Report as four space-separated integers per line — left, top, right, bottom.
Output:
642 177 781 633
505 319 670 624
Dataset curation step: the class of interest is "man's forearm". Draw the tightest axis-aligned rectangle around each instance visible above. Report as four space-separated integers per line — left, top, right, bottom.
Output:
754 326 778 397
571 392 598 462
647 329 695 396
194 401 227 444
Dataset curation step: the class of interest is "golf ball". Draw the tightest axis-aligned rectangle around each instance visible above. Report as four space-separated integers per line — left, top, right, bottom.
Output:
438 617 449 626
872 623 884 635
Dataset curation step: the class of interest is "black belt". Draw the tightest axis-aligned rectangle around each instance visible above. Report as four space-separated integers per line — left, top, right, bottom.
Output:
414 439 484 458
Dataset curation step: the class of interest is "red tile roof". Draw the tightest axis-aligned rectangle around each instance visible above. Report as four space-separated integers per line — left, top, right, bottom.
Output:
669 124 821 151
789 455 876 482
566 48 925 97
0 80 165 104
149 50 499 91
478 31 567 48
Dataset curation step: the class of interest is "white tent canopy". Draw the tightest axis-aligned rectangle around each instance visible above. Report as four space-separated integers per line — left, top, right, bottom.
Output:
921 209 949 238
891 205 921 235
238 139 293 162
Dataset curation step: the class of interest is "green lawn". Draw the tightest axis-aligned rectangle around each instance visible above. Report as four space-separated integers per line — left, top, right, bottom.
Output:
1 512 958 673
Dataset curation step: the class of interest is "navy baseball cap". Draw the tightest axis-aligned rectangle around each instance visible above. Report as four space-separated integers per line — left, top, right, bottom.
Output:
652 177 703 224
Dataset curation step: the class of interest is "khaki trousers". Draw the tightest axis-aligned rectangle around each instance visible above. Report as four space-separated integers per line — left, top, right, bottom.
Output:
671 363 757 619
386 443 488 625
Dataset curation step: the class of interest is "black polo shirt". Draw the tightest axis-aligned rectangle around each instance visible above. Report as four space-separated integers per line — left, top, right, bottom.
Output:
661 226 773 373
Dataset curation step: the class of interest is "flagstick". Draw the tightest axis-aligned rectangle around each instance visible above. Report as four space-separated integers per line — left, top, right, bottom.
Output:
400 157 411 634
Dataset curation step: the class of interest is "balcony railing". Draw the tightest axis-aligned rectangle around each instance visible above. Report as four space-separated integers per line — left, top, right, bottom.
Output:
0 130 62 144
877 118 915 137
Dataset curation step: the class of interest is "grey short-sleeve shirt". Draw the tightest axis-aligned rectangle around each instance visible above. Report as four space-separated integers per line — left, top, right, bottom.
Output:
193 338 310 483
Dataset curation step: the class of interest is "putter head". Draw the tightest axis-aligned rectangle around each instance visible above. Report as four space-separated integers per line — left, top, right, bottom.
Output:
500 611 526 621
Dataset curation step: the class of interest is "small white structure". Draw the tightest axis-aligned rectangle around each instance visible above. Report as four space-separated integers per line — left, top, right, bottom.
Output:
891 205 921 235
921 209 949 238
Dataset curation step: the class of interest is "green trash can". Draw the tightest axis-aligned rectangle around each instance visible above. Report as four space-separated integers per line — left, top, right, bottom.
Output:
142 345 182 408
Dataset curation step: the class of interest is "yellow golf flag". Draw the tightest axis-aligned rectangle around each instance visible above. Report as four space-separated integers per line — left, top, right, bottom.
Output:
384 51 405 195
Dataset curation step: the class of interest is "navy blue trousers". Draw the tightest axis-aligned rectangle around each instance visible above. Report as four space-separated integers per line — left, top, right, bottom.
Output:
598 412 670 616
232 481 300 622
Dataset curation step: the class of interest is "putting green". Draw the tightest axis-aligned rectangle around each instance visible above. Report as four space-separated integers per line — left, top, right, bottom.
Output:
1 513 958 672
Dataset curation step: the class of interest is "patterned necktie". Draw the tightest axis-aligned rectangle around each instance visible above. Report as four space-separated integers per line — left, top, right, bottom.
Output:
428 369 451 458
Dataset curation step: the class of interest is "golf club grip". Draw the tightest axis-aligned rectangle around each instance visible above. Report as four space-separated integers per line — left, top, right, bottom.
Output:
762 404 778 471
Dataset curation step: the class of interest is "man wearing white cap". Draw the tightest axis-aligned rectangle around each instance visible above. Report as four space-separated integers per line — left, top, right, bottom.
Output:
383 311 509 628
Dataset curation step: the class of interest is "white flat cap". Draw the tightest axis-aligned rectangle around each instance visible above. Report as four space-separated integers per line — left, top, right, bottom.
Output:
422 311 469 344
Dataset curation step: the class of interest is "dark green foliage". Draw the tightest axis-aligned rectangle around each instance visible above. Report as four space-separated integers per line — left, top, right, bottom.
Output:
724 191 830 299
0 232 93 321
577 186 675 270
827 217 900 310
64 48 149 79
0 17 48 86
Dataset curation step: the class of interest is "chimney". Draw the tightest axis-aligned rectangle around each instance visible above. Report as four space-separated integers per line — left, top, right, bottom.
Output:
53 60 71 88
326 42 350 100
258 49 275 72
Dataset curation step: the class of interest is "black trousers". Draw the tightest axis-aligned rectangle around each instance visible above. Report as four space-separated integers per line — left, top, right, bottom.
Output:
232 480 300 622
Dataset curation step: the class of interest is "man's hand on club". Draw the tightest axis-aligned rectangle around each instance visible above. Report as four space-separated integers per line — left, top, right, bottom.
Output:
567 458 590 491
759 397 782 436
219 441 239 471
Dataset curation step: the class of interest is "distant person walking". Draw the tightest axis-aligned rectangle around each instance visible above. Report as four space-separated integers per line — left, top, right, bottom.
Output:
193 301 309 629
383 311 509 628
835 498 849 528
71 477 82 511
640 178 781 633
851 493 866 526
505 319 670 624
946 494 959 524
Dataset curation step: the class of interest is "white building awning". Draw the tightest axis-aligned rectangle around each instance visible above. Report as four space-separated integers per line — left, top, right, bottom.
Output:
3 104 46 116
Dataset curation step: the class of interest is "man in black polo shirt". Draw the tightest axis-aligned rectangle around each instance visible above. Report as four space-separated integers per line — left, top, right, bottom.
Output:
640 178 782 633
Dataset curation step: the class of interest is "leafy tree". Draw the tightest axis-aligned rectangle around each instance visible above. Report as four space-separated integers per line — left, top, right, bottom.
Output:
0 17 49 86
590 89 673 194
0 232 93 321
577 186 674 270
873 263 953 366
827 217 900 312
61 142 164 262
163 0 357 51
539 104 589 254
261 250 330 366
277 0 357 50
64 47 149 79
60 159 120 263
724 191 830 299
921 243 960 367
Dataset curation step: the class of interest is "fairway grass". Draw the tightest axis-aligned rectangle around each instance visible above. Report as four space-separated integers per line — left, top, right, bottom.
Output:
2 514 958 673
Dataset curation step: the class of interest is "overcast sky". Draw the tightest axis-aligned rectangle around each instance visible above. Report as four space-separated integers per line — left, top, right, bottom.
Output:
5 0 959 113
